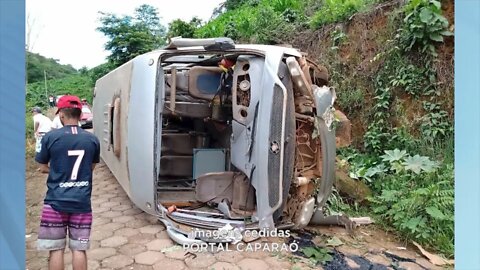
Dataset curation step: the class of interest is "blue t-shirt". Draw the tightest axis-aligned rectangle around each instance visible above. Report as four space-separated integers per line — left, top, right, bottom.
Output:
35 125 100 213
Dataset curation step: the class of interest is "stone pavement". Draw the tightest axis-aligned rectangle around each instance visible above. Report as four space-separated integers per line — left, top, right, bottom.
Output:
26 162 311 270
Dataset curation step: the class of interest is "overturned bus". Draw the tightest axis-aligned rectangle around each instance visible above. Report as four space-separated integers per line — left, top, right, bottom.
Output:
93 38 351 245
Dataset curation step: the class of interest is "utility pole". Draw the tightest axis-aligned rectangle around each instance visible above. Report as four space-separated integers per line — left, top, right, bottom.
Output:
44 70 48 102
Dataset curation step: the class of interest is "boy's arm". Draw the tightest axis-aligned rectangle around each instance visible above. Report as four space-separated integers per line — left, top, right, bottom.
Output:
34 121 39 136
92 136 101 171
37 163 49 173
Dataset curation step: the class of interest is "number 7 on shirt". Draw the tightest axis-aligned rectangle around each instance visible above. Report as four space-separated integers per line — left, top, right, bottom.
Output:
68 150 85 180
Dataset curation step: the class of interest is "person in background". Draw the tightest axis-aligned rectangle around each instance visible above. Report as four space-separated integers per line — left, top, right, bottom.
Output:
52 114 81 129
52 115 63 129
48 95 55 107
32 107 53 153
35 95 100 270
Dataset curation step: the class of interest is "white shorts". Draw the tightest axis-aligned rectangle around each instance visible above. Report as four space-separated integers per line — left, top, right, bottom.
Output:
35 133 46 153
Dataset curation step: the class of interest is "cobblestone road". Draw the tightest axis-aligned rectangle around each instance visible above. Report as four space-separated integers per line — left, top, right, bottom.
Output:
26 161 311 270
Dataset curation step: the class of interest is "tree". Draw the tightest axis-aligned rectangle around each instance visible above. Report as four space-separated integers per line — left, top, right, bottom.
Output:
212 0 251 17
26 12 42 52
88 62 115 84
167 17 202 39
79 66 89 75
97 4 167 67
224 0 250 11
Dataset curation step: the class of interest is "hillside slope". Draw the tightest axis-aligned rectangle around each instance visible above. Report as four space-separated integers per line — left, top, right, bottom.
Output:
26 51 78 83
290 0 454 147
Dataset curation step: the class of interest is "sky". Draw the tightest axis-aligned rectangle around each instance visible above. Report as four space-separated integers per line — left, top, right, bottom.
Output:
26 0 224 69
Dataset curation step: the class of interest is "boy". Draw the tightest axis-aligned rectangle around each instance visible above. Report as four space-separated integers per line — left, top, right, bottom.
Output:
36 95 100 270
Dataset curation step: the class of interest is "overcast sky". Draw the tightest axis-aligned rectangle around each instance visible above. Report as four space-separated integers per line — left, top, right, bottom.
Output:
26 0 224 69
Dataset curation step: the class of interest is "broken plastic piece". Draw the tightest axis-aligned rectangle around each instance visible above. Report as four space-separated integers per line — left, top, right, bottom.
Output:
167 205 177 214
293 176 310 186
349 217 374 225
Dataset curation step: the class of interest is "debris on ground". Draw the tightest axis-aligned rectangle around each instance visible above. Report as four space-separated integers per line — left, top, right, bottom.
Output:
335 168 372 204
302 246 334 265
383 251 429 270
217 223 243 244
287 231 396 269
412 241 455 266
242 232 261 243
326 236 344 247
350 217 374 225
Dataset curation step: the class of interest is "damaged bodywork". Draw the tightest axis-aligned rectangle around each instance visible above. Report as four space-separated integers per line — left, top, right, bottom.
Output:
93 37 351 245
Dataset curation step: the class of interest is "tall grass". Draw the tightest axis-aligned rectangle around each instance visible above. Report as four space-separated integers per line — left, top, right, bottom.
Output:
310 0 373 29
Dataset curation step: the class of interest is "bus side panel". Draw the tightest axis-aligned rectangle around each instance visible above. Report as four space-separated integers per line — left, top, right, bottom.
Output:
127 54 159 215
93 62 133 197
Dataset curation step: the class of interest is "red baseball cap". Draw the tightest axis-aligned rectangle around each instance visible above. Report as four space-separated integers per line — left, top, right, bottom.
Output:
56 95 82 114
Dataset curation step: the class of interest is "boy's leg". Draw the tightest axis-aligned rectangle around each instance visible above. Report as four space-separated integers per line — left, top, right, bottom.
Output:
68 211 92 270
37 204 68 269
49 249 65 270
72 250 87 270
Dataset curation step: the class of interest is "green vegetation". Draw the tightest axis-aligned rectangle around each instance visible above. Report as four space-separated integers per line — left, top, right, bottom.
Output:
310 0 370 28
335 0 453 256
25 51 93 141
301 246 333 265
25 74 93 139
27 75 93 107
26 52 102 141
340 147 454 256
194 0 304 43
167 17 202 39
97 4 167 67
399 0 453 56
26 51 77 83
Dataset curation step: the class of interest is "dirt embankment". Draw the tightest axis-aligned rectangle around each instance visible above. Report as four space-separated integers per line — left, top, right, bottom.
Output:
290 0 454 145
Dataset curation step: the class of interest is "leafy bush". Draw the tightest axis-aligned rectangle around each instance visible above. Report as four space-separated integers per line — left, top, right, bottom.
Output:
370 165 454 257
310 0 366 29
167 17 202 39
364 44 452 154
399 0 452 55
222 0 251 11
25 113 35 140
195 0 303 43
389 63 427 97
195 6 257 40
336 87 364 111
341 148 454 257
251 6 296 44
420 101 453 142
270 0 302 13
